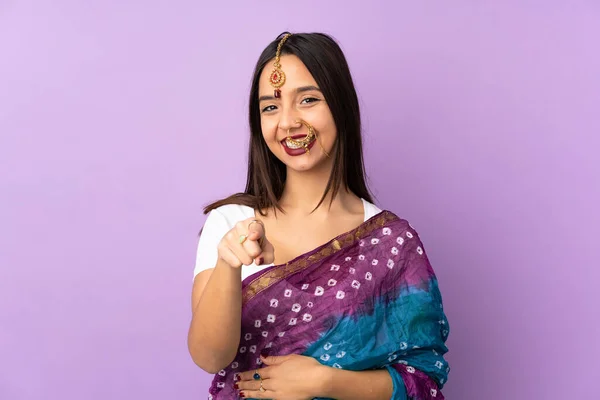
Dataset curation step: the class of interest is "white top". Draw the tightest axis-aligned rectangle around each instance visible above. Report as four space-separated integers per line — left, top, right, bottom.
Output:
193 199 382 281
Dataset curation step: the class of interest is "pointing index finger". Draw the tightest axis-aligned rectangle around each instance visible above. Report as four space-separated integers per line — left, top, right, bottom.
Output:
247 219 265 241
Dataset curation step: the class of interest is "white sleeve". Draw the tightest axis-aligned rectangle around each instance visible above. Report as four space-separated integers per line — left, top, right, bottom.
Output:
193 208 231 279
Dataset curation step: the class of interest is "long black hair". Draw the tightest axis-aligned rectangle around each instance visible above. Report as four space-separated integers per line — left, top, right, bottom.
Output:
204 32 373 215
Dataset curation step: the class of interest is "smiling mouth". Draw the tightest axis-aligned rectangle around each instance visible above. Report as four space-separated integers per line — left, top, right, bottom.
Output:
283 135 310 149
281 137 316 155
282 133 316 150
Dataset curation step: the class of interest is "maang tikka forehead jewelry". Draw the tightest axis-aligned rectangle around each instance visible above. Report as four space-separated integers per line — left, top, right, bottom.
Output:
269 33 292 99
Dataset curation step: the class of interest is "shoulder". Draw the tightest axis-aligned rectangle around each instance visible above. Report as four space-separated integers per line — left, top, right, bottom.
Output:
207 204 255 227
361 200 414 232
193 204 255 278
370 208 419 238
198 204 255 240
362 199 383 220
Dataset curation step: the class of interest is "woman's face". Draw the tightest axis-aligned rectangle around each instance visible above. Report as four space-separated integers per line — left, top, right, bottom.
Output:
258 55 336 172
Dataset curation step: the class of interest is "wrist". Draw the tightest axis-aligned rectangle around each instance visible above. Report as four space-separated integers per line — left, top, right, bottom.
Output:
216 257 242 272
314 365 336 398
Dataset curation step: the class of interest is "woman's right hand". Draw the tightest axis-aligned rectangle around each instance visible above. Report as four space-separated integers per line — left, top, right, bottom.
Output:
217 218 275 268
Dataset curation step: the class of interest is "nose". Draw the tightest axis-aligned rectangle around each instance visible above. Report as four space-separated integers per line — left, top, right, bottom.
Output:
277 106 302 135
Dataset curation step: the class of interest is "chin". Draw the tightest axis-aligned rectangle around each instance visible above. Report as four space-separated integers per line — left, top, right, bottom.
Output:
288 162 315 171
268 140 333 172
285 156 330 173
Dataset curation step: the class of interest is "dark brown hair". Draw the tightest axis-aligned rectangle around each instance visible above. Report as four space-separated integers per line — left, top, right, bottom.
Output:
204 32 373 215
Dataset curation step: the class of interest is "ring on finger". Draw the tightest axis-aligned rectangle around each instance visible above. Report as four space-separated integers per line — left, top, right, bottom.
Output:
247 219 264 231
259 381 266 392
248 220 265 246
239 234 248 244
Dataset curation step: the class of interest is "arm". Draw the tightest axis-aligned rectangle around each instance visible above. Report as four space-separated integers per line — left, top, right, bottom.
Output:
187 259 243 373
187 214 274 374
237 354 403 400
321 367 396 400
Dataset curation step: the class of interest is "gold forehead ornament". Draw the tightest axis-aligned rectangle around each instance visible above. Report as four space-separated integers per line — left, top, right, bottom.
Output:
269 33 291 99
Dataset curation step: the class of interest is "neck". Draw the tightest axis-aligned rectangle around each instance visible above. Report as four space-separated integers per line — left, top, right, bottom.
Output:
279 161 354 215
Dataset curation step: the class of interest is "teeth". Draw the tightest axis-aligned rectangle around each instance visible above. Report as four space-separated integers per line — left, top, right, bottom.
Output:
285 140 304 149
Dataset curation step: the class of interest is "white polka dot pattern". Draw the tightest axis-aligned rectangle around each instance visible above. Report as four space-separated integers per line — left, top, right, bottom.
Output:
207 220 447 400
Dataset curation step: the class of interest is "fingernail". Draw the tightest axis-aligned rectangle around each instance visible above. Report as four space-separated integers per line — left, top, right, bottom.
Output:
239 393 246 398
260 350 270 358
257 257 264 265
234 382 239 390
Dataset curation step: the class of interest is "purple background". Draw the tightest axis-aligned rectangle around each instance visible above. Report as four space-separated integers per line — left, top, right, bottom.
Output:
1 1 598 399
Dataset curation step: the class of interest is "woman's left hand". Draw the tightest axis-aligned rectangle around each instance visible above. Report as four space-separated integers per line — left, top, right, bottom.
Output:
235 354 329 399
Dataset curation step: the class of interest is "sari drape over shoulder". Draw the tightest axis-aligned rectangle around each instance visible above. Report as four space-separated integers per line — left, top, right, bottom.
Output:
208 211 450 400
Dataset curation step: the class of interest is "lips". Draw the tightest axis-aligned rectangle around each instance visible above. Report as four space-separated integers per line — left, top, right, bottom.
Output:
281 136 316 156
280 134 308 143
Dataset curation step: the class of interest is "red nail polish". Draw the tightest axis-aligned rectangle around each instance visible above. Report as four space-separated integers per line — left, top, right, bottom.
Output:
258 257 264 265
239 393 246 398
234 382 239 390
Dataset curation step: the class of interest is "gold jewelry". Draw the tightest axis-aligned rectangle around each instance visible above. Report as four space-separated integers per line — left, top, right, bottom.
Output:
316 130 331 158
259 381 266 392
247 219 264 231
269 33 291 98
247 220 265 247
239 234 248 244
285 119 316 154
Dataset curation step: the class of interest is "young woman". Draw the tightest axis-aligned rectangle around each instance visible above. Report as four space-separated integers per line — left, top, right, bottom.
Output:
188 32 450 400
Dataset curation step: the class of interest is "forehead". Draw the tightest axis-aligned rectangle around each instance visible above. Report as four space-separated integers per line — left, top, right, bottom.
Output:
258 55 317 95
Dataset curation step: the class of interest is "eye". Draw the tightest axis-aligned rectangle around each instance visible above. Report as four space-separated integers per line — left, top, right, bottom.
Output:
261 105 277 113
300 97 320 105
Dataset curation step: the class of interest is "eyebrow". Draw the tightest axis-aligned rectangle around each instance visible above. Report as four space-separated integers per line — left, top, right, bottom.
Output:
258 85 322 102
